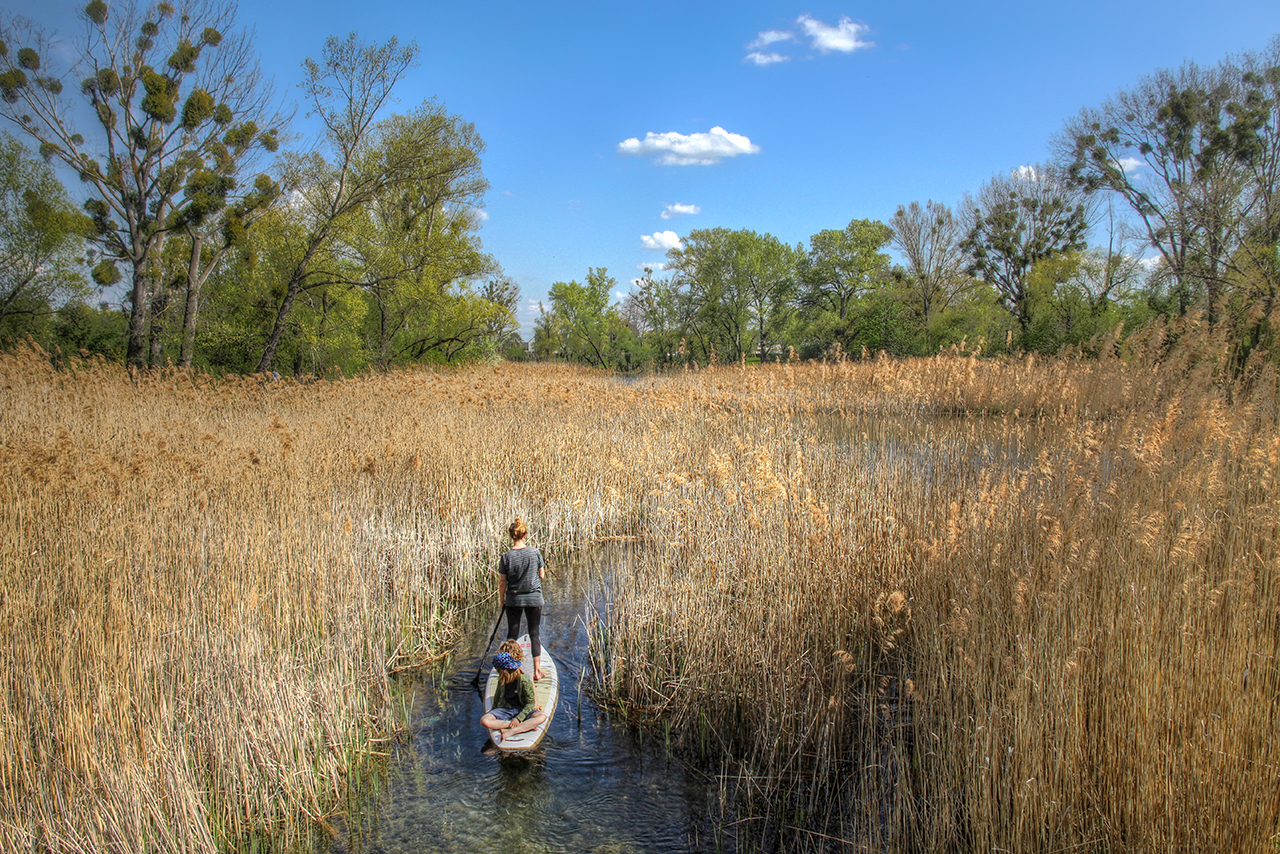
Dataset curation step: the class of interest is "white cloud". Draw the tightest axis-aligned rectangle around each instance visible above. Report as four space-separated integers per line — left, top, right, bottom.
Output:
797 14 873 53
1119 156 1143 174
745 15 873 65
641 230 683 251
1012 164 1041 181
745 51 789 66
618 126 760 166
637 262 669 273
749 29 794 50
661 203 701 220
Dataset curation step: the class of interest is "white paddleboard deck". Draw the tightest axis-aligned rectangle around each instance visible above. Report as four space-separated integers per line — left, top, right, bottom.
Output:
484 633 558 751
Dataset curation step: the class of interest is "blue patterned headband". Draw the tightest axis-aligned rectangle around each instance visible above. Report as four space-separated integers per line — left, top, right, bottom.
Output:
494 652 520 671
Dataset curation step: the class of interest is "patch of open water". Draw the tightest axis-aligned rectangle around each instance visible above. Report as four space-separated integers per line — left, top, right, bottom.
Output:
321 544 726 854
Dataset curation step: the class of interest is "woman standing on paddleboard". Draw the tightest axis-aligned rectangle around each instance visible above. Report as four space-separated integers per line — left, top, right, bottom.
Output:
499 518 547 680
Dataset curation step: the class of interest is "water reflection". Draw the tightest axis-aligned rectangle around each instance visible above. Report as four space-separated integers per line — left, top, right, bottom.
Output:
324 544 718 854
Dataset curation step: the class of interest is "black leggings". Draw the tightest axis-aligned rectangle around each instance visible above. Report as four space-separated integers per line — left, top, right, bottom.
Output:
504 605 542 659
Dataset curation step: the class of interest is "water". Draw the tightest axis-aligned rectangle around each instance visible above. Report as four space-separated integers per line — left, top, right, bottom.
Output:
323 544 723 854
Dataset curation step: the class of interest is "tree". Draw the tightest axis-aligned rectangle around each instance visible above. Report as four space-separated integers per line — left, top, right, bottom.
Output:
623 267 682 367
1023 250 1134 353
664 228 796 363
890 200 972 332
479 274 520 348
1057 39 1280 328
0 131 88 342
343 103 493 366
171 170 279 368
961 166 1090 336
545 267 618 367
664 228 741 362
731 230 798 362
797 217 893 355
255 33 422 373
0 0 284 368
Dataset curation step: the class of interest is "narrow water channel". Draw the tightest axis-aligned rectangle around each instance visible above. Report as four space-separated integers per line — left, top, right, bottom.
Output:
323 544 725 854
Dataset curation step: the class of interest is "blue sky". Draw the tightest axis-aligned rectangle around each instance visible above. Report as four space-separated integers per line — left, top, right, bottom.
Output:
11 0 1280 337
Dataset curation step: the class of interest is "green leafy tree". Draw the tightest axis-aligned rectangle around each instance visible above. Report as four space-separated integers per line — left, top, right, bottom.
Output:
961 165 1091 339
1024 250 1133 353
345 102 493 366
664 227 740 362
664 228 796 363
732 230 799 362
797 218 893 356
0 131 88 344
0 0 283 368
51 299 127 359
622 267 683 367
545 267 619 367
256 33 422 373
480 275 521 352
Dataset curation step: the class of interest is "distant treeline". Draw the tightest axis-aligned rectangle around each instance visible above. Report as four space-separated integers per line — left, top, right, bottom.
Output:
0 4 1276 374
537 36 1280 370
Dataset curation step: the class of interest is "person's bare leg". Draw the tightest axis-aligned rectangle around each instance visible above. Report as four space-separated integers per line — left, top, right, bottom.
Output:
506 711 546 736
533 655 545 681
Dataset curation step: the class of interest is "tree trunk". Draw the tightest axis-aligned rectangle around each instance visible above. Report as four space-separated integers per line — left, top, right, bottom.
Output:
148 283 170 367
258 276 302 373
126 267 151 369
179 232 206 370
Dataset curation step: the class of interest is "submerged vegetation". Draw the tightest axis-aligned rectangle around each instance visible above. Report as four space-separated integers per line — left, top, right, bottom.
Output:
2 309 1279 851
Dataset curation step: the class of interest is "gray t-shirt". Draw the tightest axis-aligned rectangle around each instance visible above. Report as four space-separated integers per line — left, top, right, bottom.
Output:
500 546 545 608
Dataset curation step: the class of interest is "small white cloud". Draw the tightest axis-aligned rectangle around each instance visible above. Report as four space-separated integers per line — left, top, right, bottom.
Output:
1012 164 1041 181
641 230 683 251
618 126 760 166
745 15 872 65
1119 156 1143 174
637 262 669 273
661 203 701 220
473 210 490 222
745 51 789 66
749 29 794 50
797 14 873 53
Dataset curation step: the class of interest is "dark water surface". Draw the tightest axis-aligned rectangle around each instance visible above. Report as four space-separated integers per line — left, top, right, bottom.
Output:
324 544 723 854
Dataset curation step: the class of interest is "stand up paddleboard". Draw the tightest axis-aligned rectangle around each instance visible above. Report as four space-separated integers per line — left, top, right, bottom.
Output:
484 634 558 751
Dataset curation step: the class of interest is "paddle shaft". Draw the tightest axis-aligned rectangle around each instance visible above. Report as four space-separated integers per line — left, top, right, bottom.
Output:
472 604 506 688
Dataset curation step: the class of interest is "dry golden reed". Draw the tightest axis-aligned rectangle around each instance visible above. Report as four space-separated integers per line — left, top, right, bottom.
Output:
3 315 1279 852
591 331 1280 851
0 350 643 852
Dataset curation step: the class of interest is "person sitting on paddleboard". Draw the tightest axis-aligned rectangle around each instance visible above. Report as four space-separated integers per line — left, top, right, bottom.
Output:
499 517 548 680
481 642 545 737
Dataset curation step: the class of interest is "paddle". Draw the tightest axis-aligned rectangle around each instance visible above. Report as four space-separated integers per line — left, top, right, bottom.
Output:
471 606 506 693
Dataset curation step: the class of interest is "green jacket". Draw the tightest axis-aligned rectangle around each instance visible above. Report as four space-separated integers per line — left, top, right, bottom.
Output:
492 671 536 722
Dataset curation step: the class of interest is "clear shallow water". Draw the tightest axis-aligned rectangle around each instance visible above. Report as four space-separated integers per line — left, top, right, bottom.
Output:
323 545 722 854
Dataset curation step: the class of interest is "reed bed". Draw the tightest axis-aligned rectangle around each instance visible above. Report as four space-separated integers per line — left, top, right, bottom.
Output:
2 316 1278 852
595 329 1280 851
0 351 646 852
